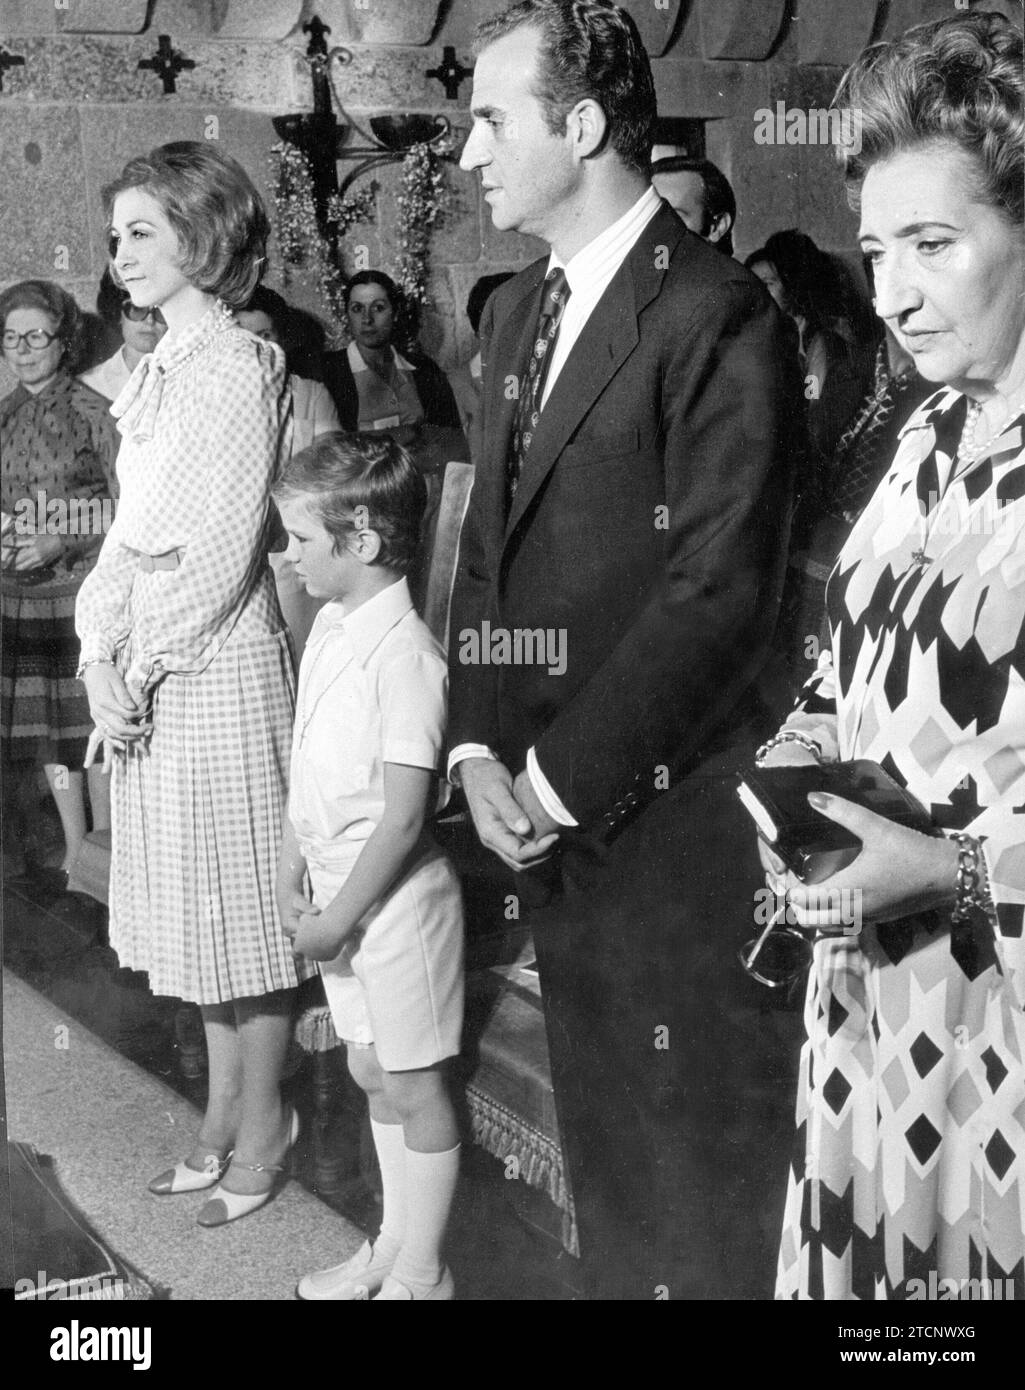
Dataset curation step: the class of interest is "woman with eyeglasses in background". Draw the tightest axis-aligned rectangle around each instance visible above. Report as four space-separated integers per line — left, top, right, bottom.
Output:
80 268 168 403
1 280 119 886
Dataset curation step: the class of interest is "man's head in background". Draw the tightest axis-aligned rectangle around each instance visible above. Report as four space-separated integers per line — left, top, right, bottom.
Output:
650 157 736 255
466 272 516 339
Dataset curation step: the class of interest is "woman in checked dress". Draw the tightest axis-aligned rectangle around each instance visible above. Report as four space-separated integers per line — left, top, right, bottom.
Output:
76 142 312 1225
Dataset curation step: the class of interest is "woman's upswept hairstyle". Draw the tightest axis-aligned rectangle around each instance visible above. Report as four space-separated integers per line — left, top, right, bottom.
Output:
102 141 270 307
475 0 657 174
0 279 87 373
834 10 1024 225
272 431 427 575
343 269 402 316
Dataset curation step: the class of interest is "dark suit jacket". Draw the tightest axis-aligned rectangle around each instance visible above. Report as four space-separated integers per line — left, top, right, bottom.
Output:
448 202 800 834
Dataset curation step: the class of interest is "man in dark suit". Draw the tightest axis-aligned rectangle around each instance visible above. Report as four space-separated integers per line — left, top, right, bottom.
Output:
449 0 801 1299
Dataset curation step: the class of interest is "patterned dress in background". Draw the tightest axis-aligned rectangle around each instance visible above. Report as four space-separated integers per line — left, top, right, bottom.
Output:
775 387 1025 1299
76 301 315 1004
1 371 118 767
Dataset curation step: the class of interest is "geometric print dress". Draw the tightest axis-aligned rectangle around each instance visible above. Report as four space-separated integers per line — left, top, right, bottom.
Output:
75 301 315 1004
774 387 1025 1299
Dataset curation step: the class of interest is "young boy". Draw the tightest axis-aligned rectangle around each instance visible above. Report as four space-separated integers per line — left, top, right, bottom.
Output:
273 432 464 1301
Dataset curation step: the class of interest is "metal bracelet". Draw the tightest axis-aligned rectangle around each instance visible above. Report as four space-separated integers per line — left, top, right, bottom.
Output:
755 730 823 765
951 832 990 923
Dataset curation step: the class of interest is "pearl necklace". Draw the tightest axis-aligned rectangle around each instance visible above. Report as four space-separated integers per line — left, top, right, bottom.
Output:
908 396 1024 569
954 397 988 468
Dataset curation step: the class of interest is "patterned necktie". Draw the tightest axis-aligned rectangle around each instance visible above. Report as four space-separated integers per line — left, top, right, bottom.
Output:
509 267 571 500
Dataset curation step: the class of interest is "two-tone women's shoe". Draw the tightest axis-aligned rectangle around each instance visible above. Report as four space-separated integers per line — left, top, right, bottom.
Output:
195 1108 300 1228
148 1152 232 1195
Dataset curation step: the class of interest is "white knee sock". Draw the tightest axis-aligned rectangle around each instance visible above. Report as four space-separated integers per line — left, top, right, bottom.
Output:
390 1143 461 1288
370 1118 407 1260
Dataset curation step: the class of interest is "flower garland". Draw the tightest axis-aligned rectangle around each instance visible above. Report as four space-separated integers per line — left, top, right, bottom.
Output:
268 141 375 328
269 134 451 336
394 139 451 309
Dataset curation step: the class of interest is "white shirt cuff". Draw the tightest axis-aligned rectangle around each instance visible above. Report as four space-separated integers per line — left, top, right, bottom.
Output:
527 746 578 828
447 743 498 786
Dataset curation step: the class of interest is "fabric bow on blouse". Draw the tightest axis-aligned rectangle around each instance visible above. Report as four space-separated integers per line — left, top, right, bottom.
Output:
111 299 237 442
111 355 165 442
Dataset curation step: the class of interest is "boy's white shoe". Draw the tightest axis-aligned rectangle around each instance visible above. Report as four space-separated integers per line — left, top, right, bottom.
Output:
372 1267 455 1301
296 1240 395 1301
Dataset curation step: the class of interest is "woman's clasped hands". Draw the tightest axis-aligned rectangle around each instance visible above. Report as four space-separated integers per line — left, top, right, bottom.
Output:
1 530 63 572
756 741 960 930
81 662 154 771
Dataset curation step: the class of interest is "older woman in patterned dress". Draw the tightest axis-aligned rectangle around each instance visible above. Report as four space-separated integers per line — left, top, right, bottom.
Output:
756 11 1025 1299
76 142 314 1225
1 280 118 882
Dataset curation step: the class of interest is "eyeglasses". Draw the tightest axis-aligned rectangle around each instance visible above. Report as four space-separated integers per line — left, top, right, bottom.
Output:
738 897 813 990
2 329 60 352
121 301 166 326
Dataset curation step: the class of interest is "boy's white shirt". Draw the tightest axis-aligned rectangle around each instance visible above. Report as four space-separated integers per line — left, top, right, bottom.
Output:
288 575 449 851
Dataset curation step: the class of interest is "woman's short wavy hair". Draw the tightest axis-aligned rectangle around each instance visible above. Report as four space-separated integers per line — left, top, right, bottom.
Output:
834 10 1024 226
102 141 270 307
0 279 87 373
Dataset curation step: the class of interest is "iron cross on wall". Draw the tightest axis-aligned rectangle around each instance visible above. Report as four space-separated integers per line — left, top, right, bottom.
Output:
138 35 196 94
0 45 25 93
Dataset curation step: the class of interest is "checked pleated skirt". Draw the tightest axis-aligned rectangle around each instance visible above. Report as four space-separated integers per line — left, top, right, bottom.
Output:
107 622 314 1004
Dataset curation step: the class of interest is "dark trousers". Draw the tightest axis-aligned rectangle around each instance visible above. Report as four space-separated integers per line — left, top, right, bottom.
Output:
529 774 803 1300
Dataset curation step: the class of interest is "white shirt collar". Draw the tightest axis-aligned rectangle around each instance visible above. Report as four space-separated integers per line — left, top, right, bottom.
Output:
318 576 414 666
347 340 416 375
548 185 661 296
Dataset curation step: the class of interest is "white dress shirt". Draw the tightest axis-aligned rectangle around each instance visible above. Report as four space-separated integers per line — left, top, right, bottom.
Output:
289 576 449 852
449 185 662 826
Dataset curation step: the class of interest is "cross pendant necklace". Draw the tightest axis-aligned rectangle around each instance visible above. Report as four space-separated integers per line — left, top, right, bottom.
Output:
297 641 351 745
909 399 984 570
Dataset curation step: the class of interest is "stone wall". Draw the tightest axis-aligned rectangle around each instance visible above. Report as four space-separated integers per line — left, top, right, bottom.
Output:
0 0 1014 391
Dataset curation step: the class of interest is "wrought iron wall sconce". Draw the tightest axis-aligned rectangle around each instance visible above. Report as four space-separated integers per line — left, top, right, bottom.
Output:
273 16 457 233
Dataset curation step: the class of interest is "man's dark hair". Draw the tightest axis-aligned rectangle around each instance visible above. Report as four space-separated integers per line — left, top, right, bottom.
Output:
649 156 736 255
466 273 516 337
476 0 657 174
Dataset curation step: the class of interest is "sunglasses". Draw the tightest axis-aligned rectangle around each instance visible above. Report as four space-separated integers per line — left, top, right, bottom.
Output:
121 300 166 326
738 897 812 990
